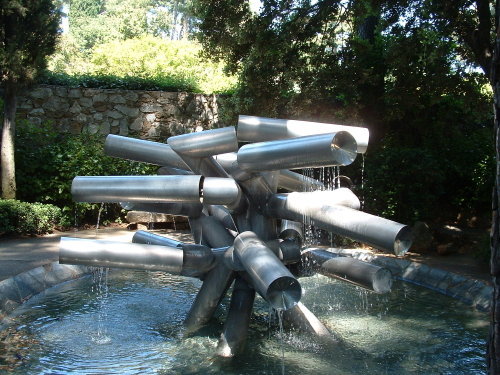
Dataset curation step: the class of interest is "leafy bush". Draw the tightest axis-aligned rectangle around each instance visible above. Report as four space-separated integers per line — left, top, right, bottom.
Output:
44 36 237 94
363 126 495 224
15 120 157 227
0 200 61 236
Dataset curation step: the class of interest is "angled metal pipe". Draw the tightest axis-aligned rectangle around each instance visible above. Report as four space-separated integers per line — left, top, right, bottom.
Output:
198 215 235 249
104 134 188 169
278 170 324 192
207 205 238 232
157 166 194 175
72 175 202 203
167 127 238 157
237 132 357 172
72 176 242 208
269 188 361 214
282 302 334 341
280 220 303 243
233 231 301 310
132 230 183 248
303 249 392 293
59 237 184 273
216 278 256 357
237 115 369 154
120 202 203 218
266 194 412 255
184 215 237 334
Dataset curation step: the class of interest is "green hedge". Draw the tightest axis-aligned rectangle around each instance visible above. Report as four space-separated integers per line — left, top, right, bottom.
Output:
0 200 61 236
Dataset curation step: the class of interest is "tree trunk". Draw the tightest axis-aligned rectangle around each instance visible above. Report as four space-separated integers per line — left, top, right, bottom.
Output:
1 82 17 199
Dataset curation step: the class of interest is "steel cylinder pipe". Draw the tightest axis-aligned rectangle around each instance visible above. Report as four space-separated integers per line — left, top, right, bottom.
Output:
266 195 412 255
233 231 302 310
72 175 242 208
104 134 188 169
237 132 357 172
132 230 184 248
278 170 324 192
237 115 369 154
59 237 184 273
303 249 393 293
120 201 203 217
167 127 238 157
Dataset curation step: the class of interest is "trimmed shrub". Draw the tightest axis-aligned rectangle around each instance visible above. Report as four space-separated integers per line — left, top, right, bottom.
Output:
0 200 61 236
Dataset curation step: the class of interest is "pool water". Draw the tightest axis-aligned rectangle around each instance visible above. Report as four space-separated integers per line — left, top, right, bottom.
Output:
0 269 488 374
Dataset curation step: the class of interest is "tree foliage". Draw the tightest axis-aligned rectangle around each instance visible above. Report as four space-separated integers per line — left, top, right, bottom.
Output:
46 35 237 93
192 0 494 223
68 0 196 50
0 0 61 199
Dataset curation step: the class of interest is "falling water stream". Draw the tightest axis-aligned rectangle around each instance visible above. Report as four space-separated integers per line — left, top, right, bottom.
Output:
0 270 488 374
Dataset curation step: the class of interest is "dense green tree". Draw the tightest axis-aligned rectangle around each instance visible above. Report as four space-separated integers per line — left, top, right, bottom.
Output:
67 0 196 50
0 0 61 199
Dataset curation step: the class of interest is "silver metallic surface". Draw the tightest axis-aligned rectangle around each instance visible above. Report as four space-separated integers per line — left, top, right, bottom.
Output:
184 261 234 334
207 205 238 231
282 302 334 340
198 215 236 248
157 166 194 175
304 249 393 293
202 177 242 207
280 220 304 243
132 230 183 248
233 231 301 310
217 278 256 357
59 237 183 274
72 175 202 203
237 132 357 171
104 134 188 169
120 201 203 217
278 170 324 192
237 115 369 154
168 127 238 157
266 195 412 255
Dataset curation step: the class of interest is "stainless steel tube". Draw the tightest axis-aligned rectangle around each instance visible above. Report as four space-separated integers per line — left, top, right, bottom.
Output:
59 237 184 274
72 175 202 203
269 189 361 214
181 243 216 277
157 166 194 175
120 202 203 217
198 215 235 248
278 170 324 192
183 214 237 333
207 205 238 232
104 134 188 169
237 132 357 172
132 230 184 248
216 278 256 357
282 302 334 340
237 115 369 154
266 195 412 255
233 231 301 310
167 127 238 157
202 177 242 207
304 249 393 293
280 220 303 242
184 261 235 334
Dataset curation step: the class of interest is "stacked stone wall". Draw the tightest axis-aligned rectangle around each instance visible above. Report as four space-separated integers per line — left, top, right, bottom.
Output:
16 85 221 140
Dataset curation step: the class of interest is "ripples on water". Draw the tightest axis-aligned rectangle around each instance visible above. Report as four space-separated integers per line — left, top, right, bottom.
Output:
0 270 488 374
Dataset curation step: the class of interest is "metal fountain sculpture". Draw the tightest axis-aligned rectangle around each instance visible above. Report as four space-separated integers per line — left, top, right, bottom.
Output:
59 115 413 357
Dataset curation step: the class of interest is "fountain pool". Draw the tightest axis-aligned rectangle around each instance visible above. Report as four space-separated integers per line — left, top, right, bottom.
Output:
0 269 488 374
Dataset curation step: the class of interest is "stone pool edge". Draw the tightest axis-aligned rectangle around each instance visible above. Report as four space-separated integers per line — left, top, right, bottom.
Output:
0 262 90 323
327 248 492 312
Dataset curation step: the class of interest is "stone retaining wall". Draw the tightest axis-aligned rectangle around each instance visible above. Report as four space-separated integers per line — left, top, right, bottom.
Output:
16 85 221 140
